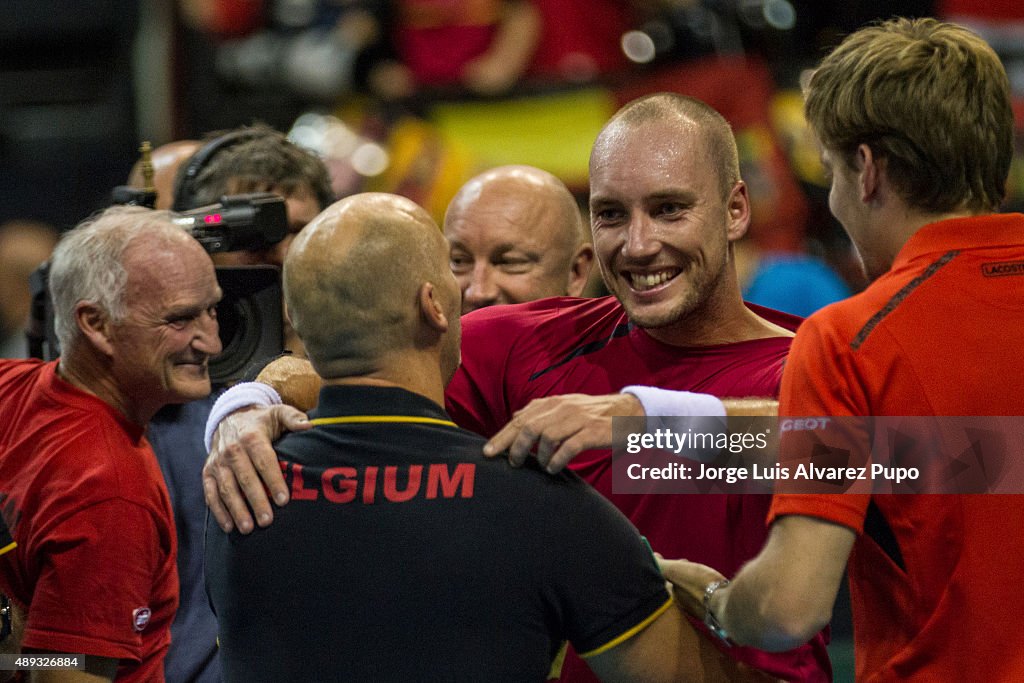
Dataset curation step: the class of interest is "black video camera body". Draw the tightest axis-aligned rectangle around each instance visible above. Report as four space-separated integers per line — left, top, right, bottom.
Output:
172 192 288 253
29 193 289 386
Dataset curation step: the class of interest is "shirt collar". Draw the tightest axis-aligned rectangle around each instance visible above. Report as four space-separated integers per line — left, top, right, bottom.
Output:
312 384 452 423
46 360 148 444
893 213 1024 270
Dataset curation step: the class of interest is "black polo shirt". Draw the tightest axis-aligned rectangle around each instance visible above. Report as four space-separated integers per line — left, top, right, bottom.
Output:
205 385 669 682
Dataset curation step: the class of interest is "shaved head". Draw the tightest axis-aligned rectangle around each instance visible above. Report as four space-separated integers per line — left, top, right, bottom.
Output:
444 165 592 313
446 165 585 251
593 93 740 200
285 193 461 380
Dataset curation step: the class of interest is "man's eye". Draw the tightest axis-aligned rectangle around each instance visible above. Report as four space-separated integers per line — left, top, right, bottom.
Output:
449 255 472 271
498 259 532 273
594 208 625 224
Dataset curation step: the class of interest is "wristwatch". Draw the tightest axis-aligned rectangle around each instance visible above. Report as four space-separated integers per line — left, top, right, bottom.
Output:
703 579 732 645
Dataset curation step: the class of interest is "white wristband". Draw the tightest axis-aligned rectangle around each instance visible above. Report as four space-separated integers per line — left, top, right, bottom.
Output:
204 382 282 451
620 386 726 418
620 386 727 463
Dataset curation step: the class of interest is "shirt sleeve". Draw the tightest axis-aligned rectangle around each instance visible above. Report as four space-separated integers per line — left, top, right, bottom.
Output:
770 311 871 532
21 498 169 661
539 474 672 656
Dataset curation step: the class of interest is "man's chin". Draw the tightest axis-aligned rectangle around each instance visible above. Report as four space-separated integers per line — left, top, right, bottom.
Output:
167 378 213 403
620 300 689 330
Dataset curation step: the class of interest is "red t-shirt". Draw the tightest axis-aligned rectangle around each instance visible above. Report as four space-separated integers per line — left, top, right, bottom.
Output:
528 0 631 80
395 0 501 86
446 296 831 683
771 214 1024 681
0 360 178 682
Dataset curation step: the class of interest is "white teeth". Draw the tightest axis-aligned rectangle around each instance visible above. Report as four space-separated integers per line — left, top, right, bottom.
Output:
630 271 675 290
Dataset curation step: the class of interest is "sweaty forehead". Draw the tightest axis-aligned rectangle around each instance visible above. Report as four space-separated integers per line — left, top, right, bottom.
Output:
590 119 712 198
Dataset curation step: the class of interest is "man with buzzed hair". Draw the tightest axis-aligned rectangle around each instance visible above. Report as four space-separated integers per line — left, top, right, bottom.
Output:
203 193 767 683
447 93 821 682
444 165 594 314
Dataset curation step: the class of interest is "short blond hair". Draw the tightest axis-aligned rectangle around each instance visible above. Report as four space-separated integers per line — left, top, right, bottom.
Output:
804 17 1013 213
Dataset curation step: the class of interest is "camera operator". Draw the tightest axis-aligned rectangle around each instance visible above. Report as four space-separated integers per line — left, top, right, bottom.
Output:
147 124 333 683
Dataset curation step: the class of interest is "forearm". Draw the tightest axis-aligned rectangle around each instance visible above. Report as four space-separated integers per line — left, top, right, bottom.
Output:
483 1 541 74
204 382 282 451
622 386 777 417
711 567 824 651
204 356 321 450
706 516 852 651
722 397 779 416
621 386 779 465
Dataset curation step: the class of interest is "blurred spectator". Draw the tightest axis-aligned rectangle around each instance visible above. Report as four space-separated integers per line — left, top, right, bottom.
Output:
527 0 637 83
370 0 541 98
734 240 851 318
213 2 387 104
0 221 59 359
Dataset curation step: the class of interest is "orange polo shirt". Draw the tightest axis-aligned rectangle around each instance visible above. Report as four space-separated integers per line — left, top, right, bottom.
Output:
770 213 1024 681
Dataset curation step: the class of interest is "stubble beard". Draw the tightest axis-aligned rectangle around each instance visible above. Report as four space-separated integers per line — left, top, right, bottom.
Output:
610 256 723 333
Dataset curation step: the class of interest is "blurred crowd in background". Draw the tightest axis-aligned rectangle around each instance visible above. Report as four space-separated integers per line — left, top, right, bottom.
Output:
1 0 1023 354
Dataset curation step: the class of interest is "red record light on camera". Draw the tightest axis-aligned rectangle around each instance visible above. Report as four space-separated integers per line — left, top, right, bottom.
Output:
204 213 222 224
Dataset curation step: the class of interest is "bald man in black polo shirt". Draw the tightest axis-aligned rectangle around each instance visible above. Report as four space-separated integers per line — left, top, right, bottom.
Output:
203 193 766 683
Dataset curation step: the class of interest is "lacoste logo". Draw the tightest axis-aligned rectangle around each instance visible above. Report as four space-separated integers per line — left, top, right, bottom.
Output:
132 607 152 632
982 260 1024 277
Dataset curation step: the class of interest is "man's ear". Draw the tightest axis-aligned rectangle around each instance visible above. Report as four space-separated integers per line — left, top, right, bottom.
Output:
418 282 451 334
74 301 115 357
565 244 595 298
857 143 881 203
725 181 751 242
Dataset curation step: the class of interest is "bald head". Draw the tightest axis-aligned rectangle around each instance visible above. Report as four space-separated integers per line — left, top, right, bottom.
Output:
127 140 203 210
444 165 593 314
285 193 461 381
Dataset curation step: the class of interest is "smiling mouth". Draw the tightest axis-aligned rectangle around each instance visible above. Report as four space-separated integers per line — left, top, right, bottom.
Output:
627 269 680 292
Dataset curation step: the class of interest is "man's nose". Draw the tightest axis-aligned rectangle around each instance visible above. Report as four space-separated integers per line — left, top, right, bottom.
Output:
194 309 223 356
463 264 500 312
621 213 660 261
